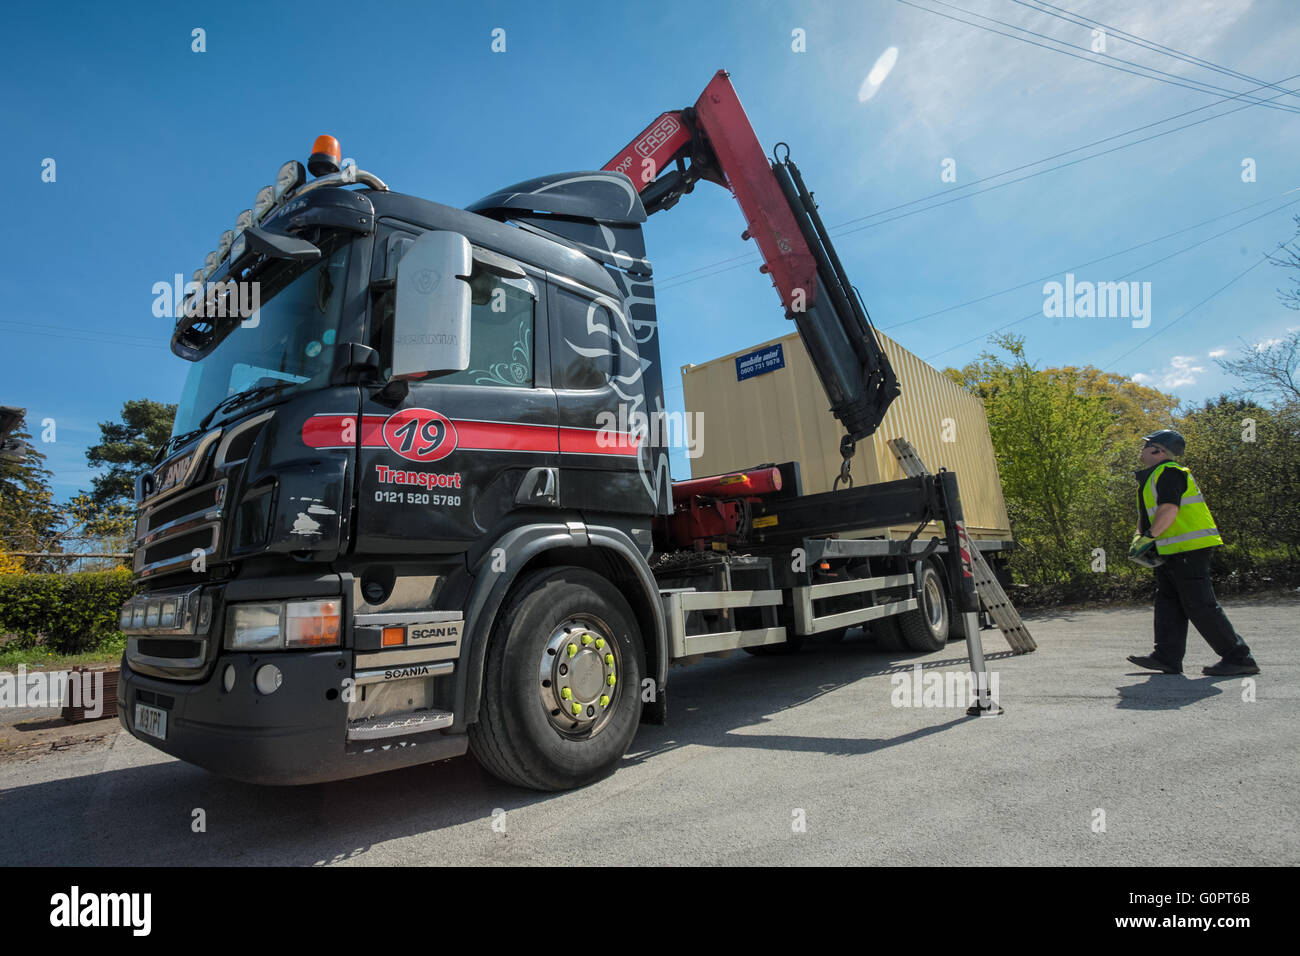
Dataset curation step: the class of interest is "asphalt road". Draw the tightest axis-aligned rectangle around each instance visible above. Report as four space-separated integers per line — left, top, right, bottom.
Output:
1 596 1295 866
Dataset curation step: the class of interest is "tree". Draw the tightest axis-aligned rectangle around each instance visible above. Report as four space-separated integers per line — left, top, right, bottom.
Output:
946 334 1116 584
1178 396 1300 561
1268 213 1300 313
0 423 60 570
85 399 177 509
1213 329 1300 411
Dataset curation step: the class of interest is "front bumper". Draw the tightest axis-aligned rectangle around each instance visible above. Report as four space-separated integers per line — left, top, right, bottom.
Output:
117 650 466 785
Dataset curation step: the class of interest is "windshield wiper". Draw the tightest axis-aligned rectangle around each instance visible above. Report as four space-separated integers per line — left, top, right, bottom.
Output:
197 381 296 432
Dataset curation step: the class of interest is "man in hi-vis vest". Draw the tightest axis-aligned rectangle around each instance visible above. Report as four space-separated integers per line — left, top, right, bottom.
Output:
1126 429 1259 676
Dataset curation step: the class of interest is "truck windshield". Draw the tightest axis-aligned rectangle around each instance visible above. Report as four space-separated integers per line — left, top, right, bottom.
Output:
171 235 355 437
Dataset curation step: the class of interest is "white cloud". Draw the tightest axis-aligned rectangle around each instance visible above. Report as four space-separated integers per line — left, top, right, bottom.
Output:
1207 348 1227 358
1131 355 1206 390
1161 355 1205 389
1254 337 1282 351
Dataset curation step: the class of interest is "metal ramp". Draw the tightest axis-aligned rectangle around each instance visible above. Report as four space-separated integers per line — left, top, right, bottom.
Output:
887 438 1037 654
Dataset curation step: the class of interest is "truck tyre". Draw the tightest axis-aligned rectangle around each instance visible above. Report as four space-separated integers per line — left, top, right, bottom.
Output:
897 563 949 652
870 615 907 651
469 566 644 791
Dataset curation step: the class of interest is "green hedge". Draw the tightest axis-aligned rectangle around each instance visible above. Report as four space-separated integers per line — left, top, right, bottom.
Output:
0 569 137 654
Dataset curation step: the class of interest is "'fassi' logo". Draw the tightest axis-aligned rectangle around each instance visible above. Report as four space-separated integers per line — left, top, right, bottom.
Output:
382 408 458 462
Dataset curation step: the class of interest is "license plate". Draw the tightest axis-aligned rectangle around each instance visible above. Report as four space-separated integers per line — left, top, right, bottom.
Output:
134 703 168 740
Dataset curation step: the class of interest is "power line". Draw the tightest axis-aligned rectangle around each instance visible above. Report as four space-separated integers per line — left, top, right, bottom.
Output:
897 0 1300 113
0 321 169 352
882 188 1300 331
654 75 1300 293
1008 0 1300 101
0 319 162 345
1103 246 1287 370
920 196 1300 362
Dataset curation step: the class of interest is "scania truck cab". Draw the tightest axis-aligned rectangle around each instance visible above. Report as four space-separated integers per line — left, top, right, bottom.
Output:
119 72 1001 789
120 138 678 786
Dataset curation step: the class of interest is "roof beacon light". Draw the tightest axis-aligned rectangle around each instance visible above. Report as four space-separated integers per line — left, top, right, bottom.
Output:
217 230 234 259
275 160 306 200
235 209 254 231
307 135 341 177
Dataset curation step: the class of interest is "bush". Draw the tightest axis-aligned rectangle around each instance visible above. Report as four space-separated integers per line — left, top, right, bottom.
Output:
0 568 137 654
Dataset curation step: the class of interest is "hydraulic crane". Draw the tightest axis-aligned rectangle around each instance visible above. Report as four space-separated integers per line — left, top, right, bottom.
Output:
604 69 900 483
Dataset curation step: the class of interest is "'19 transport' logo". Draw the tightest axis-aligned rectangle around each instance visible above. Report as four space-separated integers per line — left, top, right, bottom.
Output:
382 408 458 462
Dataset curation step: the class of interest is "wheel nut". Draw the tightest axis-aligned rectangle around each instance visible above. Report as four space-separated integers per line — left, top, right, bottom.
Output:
567 643 577 658
581 633 593 645
571 702 582 715
561 687 572 700
606 674 616 686
594 638 605 649
604 653 614 665
599 695 610 707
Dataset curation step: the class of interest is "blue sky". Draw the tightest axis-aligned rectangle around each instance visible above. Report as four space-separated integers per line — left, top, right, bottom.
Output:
3 0 1298 499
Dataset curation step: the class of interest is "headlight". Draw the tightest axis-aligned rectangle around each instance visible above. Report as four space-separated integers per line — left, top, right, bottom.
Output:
119 605 133 628
253 185 275 220
227 603 282 650
225 600 341 650
159 599 178 629
275 160 305 200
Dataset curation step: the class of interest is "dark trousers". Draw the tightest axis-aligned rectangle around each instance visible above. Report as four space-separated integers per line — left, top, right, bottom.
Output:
1152 548 1251 665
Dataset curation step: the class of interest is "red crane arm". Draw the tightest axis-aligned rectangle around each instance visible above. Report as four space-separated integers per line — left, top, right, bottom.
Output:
602 71 818 314
602 69 900 445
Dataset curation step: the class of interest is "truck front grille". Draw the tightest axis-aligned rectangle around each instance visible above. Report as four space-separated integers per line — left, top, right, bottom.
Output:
135 480 226 579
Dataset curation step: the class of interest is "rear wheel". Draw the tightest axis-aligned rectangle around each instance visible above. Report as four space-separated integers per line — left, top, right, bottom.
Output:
469 566 643 791
897 563 949 652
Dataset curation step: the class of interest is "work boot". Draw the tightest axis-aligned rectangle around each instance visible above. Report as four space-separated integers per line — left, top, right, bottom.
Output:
1202 657 1260 676
1127 654 1182 674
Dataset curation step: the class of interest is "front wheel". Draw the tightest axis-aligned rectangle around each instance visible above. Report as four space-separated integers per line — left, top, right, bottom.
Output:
469 566 644 791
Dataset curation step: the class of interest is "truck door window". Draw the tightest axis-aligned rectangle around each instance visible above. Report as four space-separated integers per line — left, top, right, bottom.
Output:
435 273 536 388
553 287 615 390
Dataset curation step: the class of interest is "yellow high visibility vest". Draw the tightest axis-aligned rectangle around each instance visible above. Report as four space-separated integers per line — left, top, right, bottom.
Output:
1141 461 1223 554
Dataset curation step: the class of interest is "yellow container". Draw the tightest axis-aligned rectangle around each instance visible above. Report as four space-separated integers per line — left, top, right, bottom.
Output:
680 330 1011 541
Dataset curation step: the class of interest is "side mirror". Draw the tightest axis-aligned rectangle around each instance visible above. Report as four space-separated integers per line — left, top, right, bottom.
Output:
391 231 473 379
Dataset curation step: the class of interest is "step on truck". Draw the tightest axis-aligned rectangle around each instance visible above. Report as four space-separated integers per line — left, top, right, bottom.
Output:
119 70 1003 790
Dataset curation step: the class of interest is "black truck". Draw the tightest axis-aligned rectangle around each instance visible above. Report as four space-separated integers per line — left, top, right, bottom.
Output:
118 71 1000 790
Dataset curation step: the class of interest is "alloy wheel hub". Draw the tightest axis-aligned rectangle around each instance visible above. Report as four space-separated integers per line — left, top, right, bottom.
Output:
539 618 619 736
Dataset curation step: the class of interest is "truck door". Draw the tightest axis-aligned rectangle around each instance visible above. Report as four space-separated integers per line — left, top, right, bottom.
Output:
548 278 655 517
350 227 558 554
